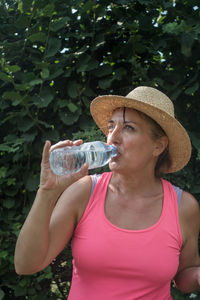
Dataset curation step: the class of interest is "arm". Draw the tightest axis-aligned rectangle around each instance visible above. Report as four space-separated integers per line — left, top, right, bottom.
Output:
14 140 90 275
174 266 200 293
174 191 200 293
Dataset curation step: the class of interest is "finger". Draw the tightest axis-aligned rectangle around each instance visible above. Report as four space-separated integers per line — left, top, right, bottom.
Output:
50 140 73 152
41 140 51 165
73 139 83 146
81 163 89 173
72 163 88 181
50 139 83 152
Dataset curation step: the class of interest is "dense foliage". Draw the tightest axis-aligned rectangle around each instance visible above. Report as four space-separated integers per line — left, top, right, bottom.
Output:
0 0 200 299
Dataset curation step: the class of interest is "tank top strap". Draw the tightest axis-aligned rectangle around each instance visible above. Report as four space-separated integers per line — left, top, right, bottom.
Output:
161 179 182 248
172 185 183 207
90 174 102 197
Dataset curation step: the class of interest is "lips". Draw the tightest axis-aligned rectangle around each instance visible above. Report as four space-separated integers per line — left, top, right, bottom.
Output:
113 151 120 158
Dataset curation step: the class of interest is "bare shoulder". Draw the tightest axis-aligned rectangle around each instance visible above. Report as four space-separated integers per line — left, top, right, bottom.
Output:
62 174 92 198
179 190 200 245
60 175 92 221
180 191 200 223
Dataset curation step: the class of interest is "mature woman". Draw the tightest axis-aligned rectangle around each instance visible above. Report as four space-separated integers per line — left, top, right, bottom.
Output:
15 86 200 300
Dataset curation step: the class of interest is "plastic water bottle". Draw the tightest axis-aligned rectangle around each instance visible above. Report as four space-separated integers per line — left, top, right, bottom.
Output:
49 141 117 176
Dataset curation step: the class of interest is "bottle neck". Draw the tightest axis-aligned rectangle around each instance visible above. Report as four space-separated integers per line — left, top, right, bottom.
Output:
110 145 117 157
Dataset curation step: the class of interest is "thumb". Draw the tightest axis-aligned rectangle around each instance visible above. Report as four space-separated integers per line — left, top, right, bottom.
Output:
41 140 51 165
73 163 88 181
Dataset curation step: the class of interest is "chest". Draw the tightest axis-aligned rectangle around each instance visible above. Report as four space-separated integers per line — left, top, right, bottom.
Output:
104 191 164 230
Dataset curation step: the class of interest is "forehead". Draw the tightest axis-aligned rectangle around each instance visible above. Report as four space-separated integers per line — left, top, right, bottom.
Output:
110 108 143 121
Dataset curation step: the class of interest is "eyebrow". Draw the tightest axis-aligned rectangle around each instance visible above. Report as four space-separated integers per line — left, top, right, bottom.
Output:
107 120 137 125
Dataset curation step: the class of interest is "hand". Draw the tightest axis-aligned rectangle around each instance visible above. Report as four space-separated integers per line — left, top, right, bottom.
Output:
39 140 88 193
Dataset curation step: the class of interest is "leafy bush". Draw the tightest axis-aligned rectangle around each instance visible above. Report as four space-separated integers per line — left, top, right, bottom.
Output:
0 0 200 299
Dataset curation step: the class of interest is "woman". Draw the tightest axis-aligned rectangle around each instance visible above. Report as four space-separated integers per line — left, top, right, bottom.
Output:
15 86 200 299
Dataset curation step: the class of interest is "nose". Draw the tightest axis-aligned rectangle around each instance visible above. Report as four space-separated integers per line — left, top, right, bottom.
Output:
107 125 122 145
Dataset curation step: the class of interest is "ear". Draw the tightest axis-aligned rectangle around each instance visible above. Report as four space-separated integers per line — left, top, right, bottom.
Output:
153 136 168 157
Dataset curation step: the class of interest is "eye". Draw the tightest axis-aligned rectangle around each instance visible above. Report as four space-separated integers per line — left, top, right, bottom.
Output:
107 123 115 132
124 124 135 131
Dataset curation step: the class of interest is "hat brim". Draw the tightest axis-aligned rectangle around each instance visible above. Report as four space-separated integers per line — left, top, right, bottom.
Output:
90 95 191 174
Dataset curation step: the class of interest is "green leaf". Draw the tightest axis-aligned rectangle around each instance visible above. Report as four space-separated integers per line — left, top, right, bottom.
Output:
50 17 70 32
82 0 96 12
37 120 52 129
28 32 47 43
163 22 181 35
15 15 30 28
45 129 60 142
18 117 34 132
19 277 31 287
5 187 19 198
3 199 15 209
98 77 113 89
57 98 68 108
190 132 200 150
19 0 33 12
59 110 80 125
94 64 112 78
181 33 194 57
41 3 55 17
49 68 64 80
137 0 149 4
0 72 13 82
2 91 21 102
21 132 37 142
67 102 78 113
13 286 27 297
114 67 127 80
40 68 50 79
0 251 8 259
15 83 30 91
185 82 199 95
7 178 16 186
26 175 39 191
45 38 62 58
0 144 15 152
192 185 200 193
0 167 7 179
67 81 79 98
29 79 43 86
0 288 5 300
83 86 95 97
76 54 99 72
5 65 21 73
18 1 23 13
33 88 54 108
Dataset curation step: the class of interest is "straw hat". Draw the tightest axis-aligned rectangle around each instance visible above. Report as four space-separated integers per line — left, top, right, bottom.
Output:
90 86 191 173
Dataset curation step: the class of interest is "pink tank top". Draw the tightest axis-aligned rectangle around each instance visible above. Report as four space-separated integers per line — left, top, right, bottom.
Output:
68 172 182 300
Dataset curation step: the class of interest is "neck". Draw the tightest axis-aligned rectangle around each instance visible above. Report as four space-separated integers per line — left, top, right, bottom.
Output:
110 170 161 198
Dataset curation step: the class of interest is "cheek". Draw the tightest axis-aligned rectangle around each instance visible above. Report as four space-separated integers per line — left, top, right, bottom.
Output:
126 136 151 153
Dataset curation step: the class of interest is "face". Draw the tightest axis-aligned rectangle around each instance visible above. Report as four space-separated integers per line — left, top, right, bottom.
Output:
106 108 167 174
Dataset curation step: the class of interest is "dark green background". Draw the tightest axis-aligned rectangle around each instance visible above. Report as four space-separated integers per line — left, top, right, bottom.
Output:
0 0 200 298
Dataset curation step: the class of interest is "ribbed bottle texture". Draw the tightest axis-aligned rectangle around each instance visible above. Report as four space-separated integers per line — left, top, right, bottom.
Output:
49 141 117 176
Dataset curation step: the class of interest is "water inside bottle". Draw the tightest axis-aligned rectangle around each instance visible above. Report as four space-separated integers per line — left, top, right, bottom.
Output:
63 151 86 172
84 146 111 169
